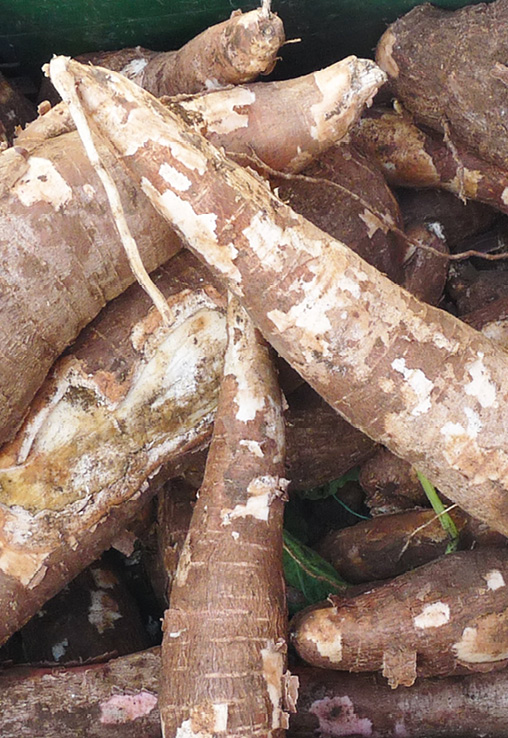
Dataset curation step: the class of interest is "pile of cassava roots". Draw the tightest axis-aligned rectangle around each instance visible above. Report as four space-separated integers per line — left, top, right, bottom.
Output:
2 0 508 736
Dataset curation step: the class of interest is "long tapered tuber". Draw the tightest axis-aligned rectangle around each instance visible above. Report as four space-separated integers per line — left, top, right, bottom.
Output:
160 294 293 737
0 56 379 447
51 57 508 540
77 5 285 97
292 548 508 687
5 647 508 737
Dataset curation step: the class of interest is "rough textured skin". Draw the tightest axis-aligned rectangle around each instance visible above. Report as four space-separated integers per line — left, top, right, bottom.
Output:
285 384 376 492
82 6 284 97
18 557 150 664
180 59 386 174
161 296 292 737
0 252 226 646
1 57 376 446
292 548 508 687
316 507 469 584
397 188 496 252
40 7 285 104
0 130 179 446
376 1 508 170
55 58 508 539
291 666 508 738
448 262 508 316
400 222 448 306
271 142 406 283
0 648 163 738
352 107 508 217
358 446 427 515
3 649 508 737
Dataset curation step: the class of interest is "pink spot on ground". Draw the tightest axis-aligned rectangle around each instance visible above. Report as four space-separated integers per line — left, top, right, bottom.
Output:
99 691 158 724
310 696 373 737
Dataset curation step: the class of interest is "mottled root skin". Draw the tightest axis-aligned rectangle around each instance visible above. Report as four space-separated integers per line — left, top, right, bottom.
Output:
291 666 508 738
5 650 508 738
2 57 374 448
179 58 385 174
376 1 508 170
271 141 406 283
0 251 375 646
53 59 508 539
0 252 226 647
292 548 508 687
18 556 150 665
39 7 284 104
0 648 163 738
160 295 292 737
0 128 180 446
352 107 508 216
82 6 284 97
315 507 470 584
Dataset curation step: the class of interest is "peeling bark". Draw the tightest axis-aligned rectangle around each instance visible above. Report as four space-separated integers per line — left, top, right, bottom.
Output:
0 252 226 646
160 295 293 737
352 107 508 216
76 5 285 98
1 57 376 447
291 548 508 687
4 649 508 737
52 58 508 539
291 666 508 738
271 142 406 282
18 556 150 665
179 60 384 175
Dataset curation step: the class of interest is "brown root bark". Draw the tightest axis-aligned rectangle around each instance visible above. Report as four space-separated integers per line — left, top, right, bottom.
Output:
376 0 508 170
53 58 508 540
0 128 179 446
284 384 376 492
4 648 508 737
18 555 150 665
77 5 285 97
271 142 406 283
160 295 293 737
291 666 508 738
179 59 385 175
1 58 376 447
0 252 226 646
0 72 36 144
315 507 470 584
352 107 508 216
291 548 508 687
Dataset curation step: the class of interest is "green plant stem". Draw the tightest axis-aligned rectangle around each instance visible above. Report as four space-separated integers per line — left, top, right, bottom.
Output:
415 469 459 553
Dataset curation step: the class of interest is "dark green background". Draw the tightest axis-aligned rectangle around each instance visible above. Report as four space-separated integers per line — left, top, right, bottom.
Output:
0 0 488 82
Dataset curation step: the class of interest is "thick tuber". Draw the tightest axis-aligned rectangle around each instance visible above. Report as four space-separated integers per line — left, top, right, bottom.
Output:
291 548 508 687
160 295 293 736
50 57 508 541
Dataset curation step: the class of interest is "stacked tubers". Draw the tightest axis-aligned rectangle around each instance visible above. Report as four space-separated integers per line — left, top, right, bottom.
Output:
3 1 508 736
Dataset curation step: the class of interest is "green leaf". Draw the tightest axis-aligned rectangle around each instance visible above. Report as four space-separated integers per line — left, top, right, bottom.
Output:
283 529 347 614
296 468 360 501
